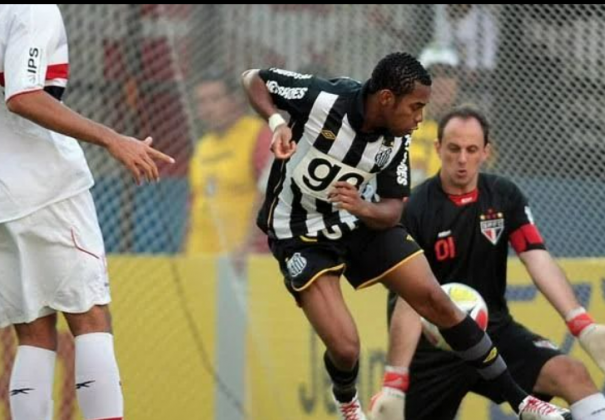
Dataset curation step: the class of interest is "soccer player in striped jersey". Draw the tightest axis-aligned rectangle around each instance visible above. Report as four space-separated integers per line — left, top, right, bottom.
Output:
242 53 570 420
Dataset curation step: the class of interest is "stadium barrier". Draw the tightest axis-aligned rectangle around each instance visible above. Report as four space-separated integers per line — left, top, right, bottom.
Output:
0 256 602 420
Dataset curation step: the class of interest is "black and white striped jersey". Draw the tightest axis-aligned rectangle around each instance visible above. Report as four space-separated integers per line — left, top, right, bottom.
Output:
257 68 411 240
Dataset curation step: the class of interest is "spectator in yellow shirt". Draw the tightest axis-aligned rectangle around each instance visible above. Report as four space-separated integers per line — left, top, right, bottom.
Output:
411 52 460 186
186 74 272 255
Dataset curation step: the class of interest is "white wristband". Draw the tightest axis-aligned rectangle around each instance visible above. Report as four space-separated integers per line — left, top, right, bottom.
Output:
565 307 587 322
385 365 409 375
268 113 287 132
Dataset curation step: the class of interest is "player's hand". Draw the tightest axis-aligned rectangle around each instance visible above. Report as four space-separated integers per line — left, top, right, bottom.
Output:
270 125 296 159
107 135 175 185
578 323 605 373
328 181 366 213
369 387 405 420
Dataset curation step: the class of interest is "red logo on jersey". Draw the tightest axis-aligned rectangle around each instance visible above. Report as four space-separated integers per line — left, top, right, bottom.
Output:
480 210 505 245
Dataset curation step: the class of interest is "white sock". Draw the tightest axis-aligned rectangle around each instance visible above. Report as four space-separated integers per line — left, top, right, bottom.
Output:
571 393 605 420
75 332 123 420
9 345 56 420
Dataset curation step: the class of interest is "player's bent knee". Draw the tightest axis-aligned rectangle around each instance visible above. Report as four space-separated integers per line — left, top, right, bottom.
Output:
14 314 59 349
561 358 592 385
330 340 361 369
545 356 593 389
65 305 113 336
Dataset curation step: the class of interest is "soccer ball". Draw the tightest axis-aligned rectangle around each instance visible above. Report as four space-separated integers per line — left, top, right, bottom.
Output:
421 283 489 351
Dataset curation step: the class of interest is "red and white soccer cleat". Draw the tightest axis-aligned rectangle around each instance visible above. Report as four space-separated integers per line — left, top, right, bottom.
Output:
518 396 572 420
334 393 368 420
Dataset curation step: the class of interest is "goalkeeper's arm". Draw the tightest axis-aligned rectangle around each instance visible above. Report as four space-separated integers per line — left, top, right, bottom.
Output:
521 249 605 372
370 298 421 420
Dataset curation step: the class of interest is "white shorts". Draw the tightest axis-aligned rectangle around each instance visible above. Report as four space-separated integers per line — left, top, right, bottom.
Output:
0 190 110 327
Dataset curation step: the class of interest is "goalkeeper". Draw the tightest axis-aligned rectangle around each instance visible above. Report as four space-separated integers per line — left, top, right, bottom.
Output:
370 106 605 420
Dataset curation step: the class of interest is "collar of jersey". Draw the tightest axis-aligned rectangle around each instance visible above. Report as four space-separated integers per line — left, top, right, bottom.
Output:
435 173 480 206
348 81 390 139
447 189 479 206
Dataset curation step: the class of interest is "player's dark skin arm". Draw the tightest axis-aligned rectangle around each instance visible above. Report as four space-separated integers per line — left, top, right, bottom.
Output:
241 69 278 120
328 181 403 230
241 69 296 159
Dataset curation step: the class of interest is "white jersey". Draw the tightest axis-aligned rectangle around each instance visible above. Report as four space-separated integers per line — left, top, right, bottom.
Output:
0 4 93 223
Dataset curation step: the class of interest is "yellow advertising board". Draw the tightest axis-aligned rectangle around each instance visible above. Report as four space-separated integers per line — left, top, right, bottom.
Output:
0 256 602 420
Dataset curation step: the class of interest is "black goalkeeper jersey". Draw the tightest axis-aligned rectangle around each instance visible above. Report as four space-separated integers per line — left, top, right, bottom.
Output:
401 173 546 332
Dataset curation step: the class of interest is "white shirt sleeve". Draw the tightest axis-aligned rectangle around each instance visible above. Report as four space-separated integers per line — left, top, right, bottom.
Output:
3 5 67 101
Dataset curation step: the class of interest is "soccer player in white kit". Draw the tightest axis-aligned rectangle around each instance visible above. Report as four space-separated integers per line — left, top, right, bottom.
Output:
0 5 174 420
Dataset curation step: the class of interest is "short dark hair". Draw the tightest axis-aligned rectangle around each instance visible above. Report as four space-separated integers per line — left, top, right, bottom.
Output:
198 68 238 95
438 105 490 146
368 52 432 96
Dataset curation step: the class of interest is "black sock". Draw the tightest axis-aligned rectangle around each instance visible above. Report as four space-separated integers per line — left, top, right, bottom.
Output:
440 316 527 411
323 352 359 403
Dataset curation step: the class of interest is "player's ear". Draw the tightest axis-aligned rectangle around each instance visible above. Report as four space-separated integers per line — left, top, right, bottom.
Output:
379 89 396 107
480 142 492 167
434 138 441 156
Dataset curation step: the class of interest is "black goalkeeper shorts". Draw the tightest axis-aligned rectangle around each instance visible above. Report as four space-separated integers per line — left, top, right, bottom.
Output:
405 320 563 420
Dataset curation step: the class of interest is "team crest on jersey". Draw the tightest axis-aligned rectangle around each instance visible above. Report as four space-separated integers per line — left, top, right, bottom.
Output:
374 144 392 169
480 210 505 245
287 252 307 278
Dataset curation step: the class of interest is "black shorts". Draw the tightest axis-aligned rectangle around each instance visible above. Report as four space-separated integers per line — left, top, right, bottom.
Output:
406 320 562 420
269 224 422 299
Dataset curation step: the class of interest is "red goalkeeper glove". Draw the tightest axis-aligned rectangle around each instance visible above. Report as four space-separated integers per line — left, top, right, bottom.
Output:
369 366 409 420
567 307 605 373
